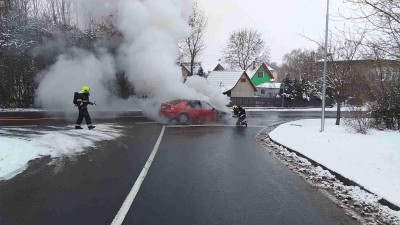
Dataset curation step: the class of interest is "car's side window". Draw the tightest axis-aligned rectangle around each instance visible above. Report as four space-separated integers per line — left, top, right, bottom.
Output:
187 101 194 108
187 101 201 109
201 101 214 110
193 101 202 109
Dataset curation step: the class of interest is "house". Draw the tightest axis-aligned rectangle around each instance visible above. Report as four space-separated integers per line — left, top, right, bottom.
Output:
247 62 276 86
207 71 257 97
205 59 229 73
256 83 282 98
213 63 225 71
180 62 203 81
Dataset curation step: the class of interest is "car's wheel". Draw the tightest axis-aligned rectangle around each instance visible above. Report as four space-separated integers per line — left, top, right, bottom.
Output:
178 113 189 124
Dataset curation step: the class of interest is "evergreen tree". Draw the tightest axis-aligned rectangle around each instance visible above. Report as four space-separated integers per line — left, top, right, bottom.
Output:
281 76 293 99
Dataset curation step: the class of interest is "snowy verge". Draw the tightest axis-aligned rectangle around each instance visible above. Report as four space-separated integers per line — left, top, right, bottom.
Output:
243 106 365 112
0 108 143 113
0 124 122 180
257 136 400 224
0 108 45 112
269 119 400 208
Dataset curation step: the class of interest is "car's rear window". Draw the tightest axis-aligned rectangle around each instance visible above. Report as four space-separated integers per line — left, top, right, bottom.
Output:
167 99 183 104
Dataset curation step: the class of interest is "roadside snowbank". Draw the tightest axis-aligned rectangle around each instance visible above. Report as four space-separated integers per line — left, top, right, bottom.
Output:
0 124 122 180
269 119 400 207
0 108 45 112
244 106 364 112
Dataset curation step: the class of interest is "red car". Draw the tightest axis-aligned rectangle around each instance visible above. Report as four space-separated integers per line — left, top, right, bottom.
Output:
160 99 227 124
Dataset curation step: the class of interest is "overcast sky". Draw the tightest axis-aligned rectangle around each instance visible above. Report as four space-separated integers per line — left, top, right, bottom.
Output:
197 0 351 71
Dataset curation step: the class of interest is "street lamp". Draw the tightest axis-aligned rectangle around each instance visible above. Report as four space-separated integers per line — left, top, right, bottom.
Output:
321 0 330 132
281 84 285 108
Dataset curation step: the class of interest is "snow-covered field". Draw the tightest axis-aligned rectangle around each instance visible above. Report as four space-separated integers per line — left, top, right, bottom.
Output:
0 124 122 180
269 119 400 207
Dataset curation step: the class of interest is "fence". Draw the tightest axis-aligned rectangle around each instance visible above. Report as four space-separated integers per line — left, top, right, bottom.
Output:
230 97 334 108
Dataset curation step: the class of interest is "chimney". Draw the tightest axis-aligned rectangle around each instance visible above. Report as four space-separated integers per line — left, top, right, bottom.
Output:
252 61 256 70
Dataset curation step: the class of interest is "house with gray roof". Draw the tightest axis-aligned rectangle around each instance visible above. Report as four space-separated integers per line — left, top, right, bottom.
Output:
207 71 257 97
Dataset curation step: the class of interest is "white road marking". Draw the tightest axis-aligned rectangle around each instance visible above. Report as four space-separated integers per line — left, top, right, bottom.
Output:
135 122 161 125
111 125 166 225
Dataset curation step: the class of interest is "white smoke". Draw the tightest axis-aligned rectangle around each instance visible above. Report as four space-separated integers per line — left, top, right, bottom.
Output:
185 76 230 110
36 48 116 111
35 0 230 118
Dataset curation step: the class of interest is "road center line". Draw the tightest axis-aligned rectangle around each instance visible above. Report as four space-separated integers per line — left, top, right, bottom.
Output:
111 125 166 225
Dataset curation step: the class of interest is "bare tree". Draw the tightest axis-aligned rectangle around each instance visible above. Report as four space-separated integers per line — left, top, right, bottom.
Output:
280 48 323 81
179 2 207 77
0 0 95 108
361 45 400 129
326 33 367 125
222 28 270 70
345 0 400 58
0 0 12 18
300 30 368 125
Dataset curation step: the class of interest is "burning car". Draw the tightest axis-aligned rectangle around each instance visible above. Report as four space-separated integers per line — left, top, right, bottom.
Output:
160 99 229 124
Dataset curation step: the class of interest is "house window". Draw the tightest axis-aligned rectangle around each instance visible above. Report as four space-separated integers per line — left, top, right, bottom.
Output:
261 89 266 94
258 71 263 78
241 78 246 82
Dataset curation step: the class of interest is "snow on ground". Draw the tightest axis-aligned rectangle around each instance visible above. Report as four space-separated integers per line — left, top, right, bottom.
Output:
260 138 400 224
0 124 122 180
244 106 365 112
269 119 400 207
0 108 45 112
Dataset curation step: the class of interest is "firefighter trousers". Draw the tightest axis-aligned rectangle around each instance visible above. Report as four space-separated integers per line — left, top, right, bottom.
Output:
76 107 92 126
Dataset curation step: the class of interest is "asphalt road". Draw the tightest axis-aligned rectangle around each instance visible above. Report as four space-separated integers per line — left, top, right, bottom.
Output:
0 111 359 225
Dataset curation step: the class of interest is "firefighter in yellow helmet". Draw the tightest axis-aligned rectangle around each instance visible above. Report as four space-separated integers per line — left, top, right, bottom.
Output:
232 105 247 127
74 86 96 130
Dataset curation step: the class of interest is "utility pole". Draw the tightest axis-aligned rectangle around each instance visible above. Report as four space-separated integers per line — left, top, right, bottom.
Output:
321 0 330 132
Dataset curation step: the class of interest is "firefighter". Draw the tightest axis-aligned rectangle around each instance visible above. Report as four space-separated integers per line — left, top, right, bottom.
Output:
232 105 247 127
75 86 95 130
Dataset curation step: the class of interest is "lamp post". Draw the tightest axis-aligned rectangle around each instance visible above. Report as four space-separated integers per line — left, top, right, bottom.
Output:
281 84 285 108
321 0 330 132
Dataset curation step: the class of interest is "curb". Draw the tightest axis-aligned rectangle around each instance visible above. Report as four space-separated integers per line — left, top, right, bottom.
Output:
267 135 400 212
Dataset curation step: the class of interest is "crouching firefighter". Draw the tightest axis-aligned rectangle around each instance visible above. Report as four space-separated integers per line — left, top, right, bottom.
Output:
73 86 96 130
232 105 247 127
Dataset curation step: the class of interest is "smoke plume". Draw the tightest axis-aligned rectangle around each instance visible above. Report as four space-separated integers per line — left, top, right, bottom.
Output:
35 0 230 119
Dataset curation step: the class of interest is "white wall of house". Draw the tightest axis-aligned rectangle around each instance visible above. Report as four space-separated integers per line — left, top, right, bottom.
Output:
271 71 278 81
230 74 255 97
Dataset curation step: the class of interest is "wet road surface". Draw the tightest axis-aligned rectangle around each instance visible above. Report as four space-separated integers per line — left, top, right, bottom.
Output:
0 111 359 225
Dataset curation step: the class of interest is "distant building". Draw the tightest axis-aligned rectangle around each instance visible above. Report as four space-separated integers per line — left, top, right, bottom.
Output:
255 83 282 98
208 59 230 72
316 59 400 82
213 63 225 71
247 62 276 86
180 62 203 81
207 71 257 97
